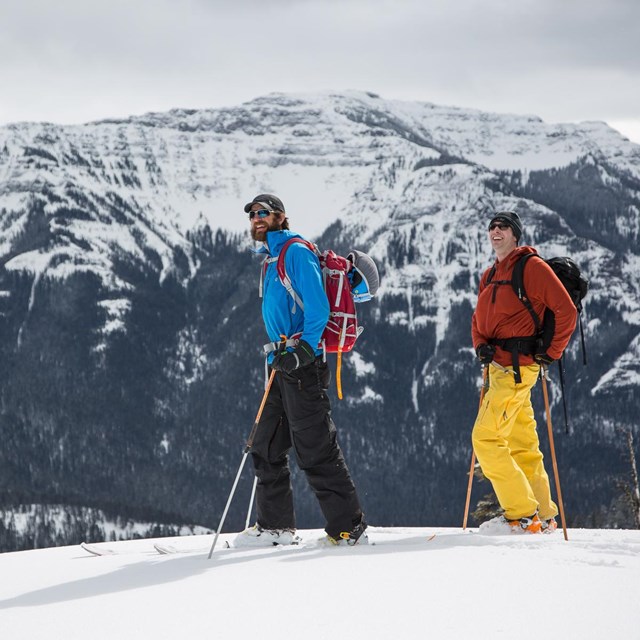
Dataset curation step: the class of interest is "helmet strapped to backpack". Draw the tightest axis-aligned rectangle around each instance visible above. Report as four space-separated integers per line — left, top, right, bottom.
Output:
347 250 380 303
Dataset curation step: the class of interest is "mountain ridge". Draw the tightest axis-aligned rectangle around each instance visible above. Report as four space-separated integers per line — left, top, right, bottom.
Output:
1 91 639 549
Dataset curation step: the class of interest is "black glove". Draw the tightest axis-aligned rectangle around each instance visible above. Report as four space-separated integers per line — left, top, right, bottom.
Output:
475 343 496 365
271 339 316 374
534 352 554 366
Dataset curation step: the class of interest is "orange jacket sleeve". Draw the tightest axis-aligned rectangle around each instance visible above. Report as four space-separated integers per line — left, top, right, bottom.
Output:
471 267 491 349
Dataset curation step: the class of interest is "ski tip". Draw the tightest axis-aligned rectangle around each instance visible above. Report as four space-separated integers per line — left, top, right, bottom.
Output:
80 542 98 556
427 534 436 541
153 543 177 555
80 542 114 556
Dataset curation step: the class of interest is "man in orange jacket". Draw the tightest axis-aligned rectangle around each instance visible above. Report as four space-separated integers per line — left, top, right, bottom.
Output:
471 210 577 534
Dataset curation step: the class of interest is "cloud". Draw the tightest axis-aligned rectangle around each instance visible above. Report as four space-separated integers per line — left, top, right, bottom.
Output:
0 0 638 135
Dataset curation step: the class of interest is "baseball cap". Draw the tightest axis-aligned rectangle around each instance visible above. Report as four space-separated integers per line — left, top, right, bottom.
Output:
243 194 285 214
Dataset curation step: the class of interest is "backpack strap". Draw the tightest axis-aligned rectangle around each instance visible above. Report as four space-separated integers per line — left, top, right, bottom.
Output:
259 256 278 298
262 335 301 355
484 264 512 304
511 253 542 334
488 335 538 384
578 314 587 365
557 355 570 434
276 238 320 313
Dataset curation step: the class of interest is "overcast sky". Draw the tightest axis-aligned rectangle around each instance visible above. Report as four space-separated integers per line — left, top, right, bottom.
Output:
1 0 639 142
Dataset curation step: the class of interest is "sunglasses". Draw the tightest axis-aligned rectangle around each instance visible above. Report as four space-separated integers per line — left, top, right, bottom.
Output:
248 209 273 220
488 222 510 231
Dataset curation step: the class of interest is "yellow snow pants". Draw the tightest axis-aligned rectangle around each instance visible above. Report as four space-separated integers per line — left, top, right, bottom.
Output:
471 363 558 521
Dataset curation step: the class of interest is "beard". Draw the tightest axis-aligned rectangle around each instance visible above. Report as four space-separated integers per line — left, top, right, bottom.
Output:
251 216 282 242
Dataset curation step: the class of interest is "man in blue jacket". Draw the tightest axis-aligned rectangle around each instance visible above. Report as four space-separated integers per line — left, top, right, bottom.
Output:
234 193 367 547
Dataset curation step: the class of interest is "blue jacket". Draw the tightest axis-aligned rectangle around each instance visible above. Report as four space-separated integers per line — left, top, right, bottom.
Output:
256 230 329 362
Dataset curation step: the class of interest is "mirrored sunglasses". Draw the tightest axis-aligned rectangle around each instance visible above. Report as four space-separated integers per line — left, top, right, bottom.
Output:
249 209 273 220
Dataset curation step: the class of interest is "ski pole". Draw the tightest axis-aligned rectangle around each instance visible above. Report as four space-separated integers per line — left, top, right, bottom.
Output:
208 366 278 559
462 365 489 530
245 475 258 529
540 366 569 541
557 356 570 434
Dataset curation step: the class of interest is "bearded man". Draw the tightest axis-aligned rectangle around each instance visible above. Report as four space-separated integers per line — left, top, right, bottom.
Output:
234 194 367 547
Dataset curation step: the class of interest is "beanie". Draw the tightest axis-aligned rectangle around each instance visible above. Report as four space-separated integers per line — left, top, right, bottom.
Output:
489 210 523 243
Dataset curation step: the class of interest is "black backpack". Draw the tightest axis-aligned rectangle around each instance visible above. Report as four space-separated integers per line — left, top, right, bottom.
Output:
510 255 589 363
490 253 589 432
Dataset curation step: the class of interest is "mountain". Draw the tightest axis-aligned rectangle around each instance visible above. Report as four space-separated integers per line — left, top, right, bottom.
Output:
1 527 639 640
1 91 639 550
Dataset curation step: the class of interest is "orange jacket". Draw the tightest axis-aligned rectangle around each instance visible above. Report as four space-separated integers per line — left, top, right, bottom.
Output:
472 246 577 367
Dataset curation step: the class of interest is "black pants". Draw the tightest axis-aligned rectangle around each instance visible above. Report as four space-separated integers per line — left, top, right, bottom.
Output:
250 358 364 538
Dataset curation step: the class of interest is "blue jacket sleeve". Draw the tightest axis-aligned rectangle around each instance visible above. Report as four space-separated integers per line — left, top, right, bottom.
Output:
285 243 329 350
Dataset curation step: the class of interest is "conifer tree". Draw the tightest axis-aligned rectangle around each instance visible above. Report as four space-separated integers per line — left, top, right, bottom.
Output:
616 428 640 529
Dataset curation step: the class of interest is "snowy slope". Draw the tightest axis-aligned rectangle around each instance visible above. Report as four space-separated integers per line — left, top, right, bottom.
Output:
0 527 639 640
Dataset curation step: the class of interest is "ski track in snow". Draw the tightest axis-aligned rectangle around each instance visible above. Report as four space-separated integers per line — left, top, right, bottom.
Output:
0 527 638 639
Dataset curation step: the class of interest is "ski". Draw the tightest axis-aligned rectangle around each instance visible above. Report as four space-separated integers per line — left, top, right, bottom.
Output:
154 542 179 555
156 533 434 554
80 542 121 556
154 542 212 555
81 532 437 557
154 540 287 554
80 540 214 557
80 542 157 557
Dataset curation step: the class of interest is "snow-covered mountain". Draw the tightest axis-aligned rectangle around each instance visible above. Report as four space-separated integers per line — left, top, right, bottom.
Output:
1 91 639 549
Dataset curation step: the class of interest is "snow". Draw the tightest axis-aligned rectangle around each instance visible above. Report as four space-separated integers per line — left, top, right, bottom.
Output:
4 90 638 252
592 333 640 395
96 298 131 334
348 351 376 378
0 527 638 639
346 385 383 405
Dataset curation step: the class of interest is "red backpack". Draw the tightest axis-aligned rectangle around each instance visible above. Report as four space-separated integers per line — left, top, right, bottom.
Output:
276 238 362 398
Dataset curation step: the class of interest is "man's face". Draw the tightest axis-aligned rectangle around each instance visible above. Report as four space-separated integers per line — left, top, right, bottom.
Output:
488 220 517 255
249 204 283 242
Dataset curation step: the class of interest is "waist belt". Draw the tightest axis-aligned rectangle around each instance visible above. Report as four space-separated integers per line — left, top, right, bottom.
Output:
262 333 323 389
488 336 539 384
263 337 300 354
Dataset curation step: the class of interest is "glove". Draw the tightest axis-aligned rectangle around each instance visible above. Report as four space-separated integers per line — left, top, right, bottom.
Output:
534 352 554 366
271 339 316 374
475 343 496 365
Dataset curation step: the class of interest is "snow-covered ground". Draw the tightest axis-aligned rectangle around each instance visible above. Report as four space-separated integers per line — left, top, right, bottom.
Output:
0 527 638 639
